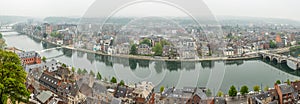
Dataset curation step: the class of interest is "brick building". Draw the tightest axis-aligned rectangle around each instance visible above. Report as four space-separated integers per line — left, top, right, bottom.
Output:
18 51 41 65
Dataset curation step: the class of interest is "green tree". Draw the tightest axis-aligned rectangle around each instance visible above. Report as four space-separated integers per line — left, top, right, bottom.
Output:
43 33 48 39
269 40 277 48
0 38 6 49
71 67 75 73
276 80 281 84
82 69 88 74
227 33 233 39
36 26 41 31
217 91 223 97
290 46 300 51
50 32 56 37
160 39 171 47
153 42 163 56
110 77 117 83
287 79 291 85
0 33 2 38
119 80 125 86
253 85 260 92
228 85 237 98
62 63 67 68
240 85 249 96
96 72 102 80
206 89 212 97
50 32 63 39
264 85 269 91
89 70 95 77
0 50 30 103
42 56 47 62
77 68 82 74
140 38 151 46
160 86 165 93
130 44 138 55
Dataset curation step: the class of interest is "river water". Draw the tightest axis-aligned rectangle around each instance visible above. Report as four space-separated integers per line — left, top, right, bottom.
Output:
3 32 300 94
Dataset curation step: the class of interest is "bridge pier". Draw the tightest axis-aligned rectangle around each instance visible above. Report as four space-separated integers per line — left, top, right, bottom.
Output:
278 58 287 64
261 54 265 58
297 63 300 70
273 56 286 64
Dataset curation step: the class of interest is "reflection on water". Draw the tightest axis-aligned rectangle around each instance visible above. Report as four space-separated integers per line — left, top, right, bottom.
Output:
129 58 137 70
261 58 300 76
201 60 215 69
224 60 244 66
3 32 300 92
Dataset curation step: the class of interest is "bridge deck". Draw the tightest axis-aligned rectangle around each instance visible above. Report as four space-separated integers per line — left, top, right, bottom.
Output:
259 51 300 62
36 47 63 53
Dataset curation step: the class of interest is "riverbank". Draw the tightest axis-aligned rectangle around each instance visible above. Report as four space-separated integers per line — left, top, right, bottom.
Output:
25 32 261 62
66 45 260 62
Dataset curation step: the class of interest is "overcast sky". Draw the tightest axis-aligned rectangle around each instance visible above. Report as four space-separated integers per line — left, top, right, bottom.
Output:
0 0 299 21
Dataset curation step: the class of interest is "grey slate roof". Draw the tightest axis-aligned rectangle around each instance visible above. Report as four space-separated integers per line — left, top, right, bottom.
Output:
79 83 93 97
161 87 174 98
162 87 195 99
195 89 207 99
214 97 226 104
39 72 59 92
269 100 279 104
114 86 127 98
43 59 61 72
57 82 79 97
182 87 196 93
110 98 122 104
28 67 43 80
92 82 107 96
278 84 295 95
77 75 90 88
84 96 101 104
18 51 40 59
36 91 53 103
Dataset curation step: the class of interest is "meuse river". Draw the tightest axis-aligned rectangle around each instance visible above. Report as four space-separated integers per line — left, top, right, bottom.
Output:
3 32 300 94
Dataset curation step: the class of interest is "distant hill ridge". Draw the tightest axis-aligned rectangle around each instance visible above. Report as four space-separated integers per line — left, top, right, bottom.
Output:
0 15 29 25
1 15 299 26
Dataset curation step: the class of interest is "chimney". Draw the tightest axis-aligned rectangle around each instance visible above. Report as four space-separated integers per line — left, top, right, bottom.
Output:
172 86 175 93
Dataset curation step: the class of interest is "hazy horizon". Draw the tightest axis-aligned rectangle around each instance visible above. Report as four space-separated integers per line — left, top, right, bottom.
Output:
1 0 300 21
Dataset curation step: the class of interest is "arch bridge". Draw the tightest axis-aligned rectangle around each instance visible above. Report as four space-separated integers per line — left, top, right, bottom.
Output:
259 52 300 70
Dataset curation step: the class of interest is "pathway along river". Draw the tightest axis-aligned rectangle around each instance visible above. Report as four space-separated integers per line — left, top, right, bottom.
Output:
3 32 300 94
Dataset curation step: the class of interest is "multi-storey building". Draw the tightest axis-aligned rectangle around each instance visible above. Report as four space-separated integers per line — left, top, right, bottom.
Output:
18 51 41 66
